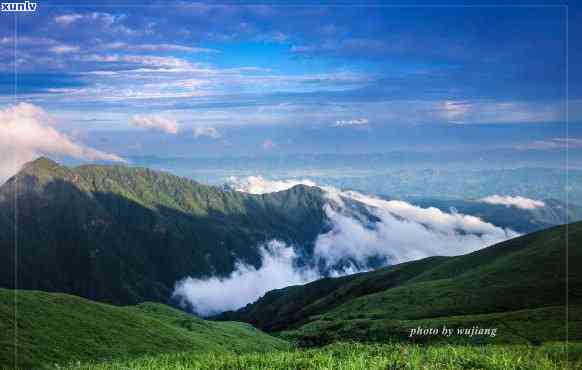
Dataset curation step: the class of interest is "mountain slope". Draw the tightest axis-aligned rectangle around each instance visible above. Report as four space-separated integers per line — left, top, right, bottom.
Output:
0 157 326 305
0 289 288 370
0 157 577 310
216 221 582 344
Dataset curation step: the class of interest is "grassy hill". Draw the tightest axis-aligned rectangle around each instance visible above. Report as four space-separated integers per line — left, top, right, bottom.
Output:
216 221 582 345
0 289 288 369
0 157 326 305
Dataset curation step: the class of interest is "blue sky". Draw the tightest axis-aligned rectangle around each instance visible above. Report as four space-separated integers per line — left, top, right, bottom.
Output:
0 0 580 162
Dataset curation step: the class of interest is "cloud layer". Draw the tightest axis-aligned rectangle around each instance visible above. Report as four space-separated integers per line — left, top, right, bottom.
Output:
131 114 179 134
173 240 319 316
174 177 517 316
193 126 221 139
228 176 316 194
478 195 545 210
0 103 123 182
334 118 369 127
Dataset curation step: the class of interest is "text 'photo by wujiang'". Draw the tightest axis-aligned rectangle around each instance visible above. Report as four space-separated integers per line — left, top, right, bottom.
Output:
0 1 580 369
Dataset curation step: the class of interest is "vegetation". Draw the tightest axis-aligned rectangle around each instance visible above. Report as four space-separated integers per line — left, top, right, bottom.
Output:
0 157 326 305
1 158 579 369
58 342 582 370
217 221 581 345
0 289 288 369
0 158 576 306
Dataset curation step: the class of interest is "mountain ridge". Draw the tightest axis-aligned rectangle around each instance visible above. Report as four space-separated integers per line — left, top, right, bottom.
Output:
1 157 578 311
0 157 327 305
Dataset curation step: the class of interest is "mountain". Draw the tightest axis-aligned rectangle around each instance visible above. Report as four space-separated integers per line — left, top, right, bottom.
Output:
0 157 577 310
0 289 288 369
215 221 582 345
0 157 326 305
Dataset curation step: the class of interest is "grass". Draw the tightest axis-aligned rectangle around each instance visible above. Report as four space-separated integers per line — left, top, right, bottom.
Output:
219 221 582 344
0 289 288 370
282 305 581 346
57 342 582 370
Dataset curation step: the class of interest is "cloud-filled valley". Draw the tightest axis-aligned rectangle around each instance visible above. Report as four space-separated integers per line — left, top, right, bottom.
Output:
173 177 517 316
173 240 320 317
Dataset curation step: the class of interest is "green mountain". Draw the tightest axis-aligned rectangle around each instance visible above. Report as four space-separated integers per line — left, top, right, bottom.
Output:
0 288 288 369
216 221 582 345
0 157 326 305
0 157 577 310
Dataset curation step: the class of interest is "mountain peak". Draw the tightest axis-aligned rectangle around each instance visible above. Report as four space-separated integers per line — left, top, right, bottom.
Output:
14 156 85 190
21 156 61 172
18 156 69 179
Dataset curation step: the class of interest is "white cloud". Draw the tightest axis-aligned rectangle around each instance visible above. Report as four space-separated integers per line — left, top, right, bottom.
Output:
55 14 83 25
193 127 221 139
103 42 219 53
173 240 320 316
478 195 545 210
0 103 124 182
49 45 80 54
54 12 138 35
514 137 582 150
175 177 517 316
228 176 316 194
442 100 471 120
82 54 194 70
234 178 517 264
262 139 277 150
438 100 564 124
334 118 369 127
315 192 516 268
131 114 179 134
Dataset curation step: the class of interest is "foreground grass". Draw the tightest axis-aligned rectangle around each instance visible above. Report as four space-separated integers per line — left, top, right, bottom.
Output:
59 342 582 370
0 290 288 369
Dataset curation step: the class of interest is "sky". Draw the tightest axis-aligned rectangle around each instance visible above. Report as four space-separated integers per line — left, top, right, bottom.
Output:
0 0 580 166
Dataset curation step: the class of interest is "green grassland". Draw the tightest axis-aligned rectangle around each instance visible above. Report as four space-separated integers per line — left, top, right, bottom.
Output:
58 342 582 370
0 289 288 370
281 305 581 346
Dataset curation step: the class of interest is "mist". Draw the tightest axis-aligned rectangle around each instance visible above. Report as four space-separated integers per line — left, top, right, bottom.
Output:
478 195 545 210
173 240 320 316
173 177 518 316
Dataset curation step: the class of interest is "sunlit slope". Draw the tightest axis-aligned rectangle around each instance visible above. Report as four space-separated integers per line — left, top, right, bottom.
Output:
217 222 581 344
0 289 289 369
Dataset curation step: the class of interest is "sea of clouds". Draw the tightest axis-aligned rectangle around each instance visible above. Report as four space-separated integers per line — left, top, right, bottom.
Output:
173 176 519 316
